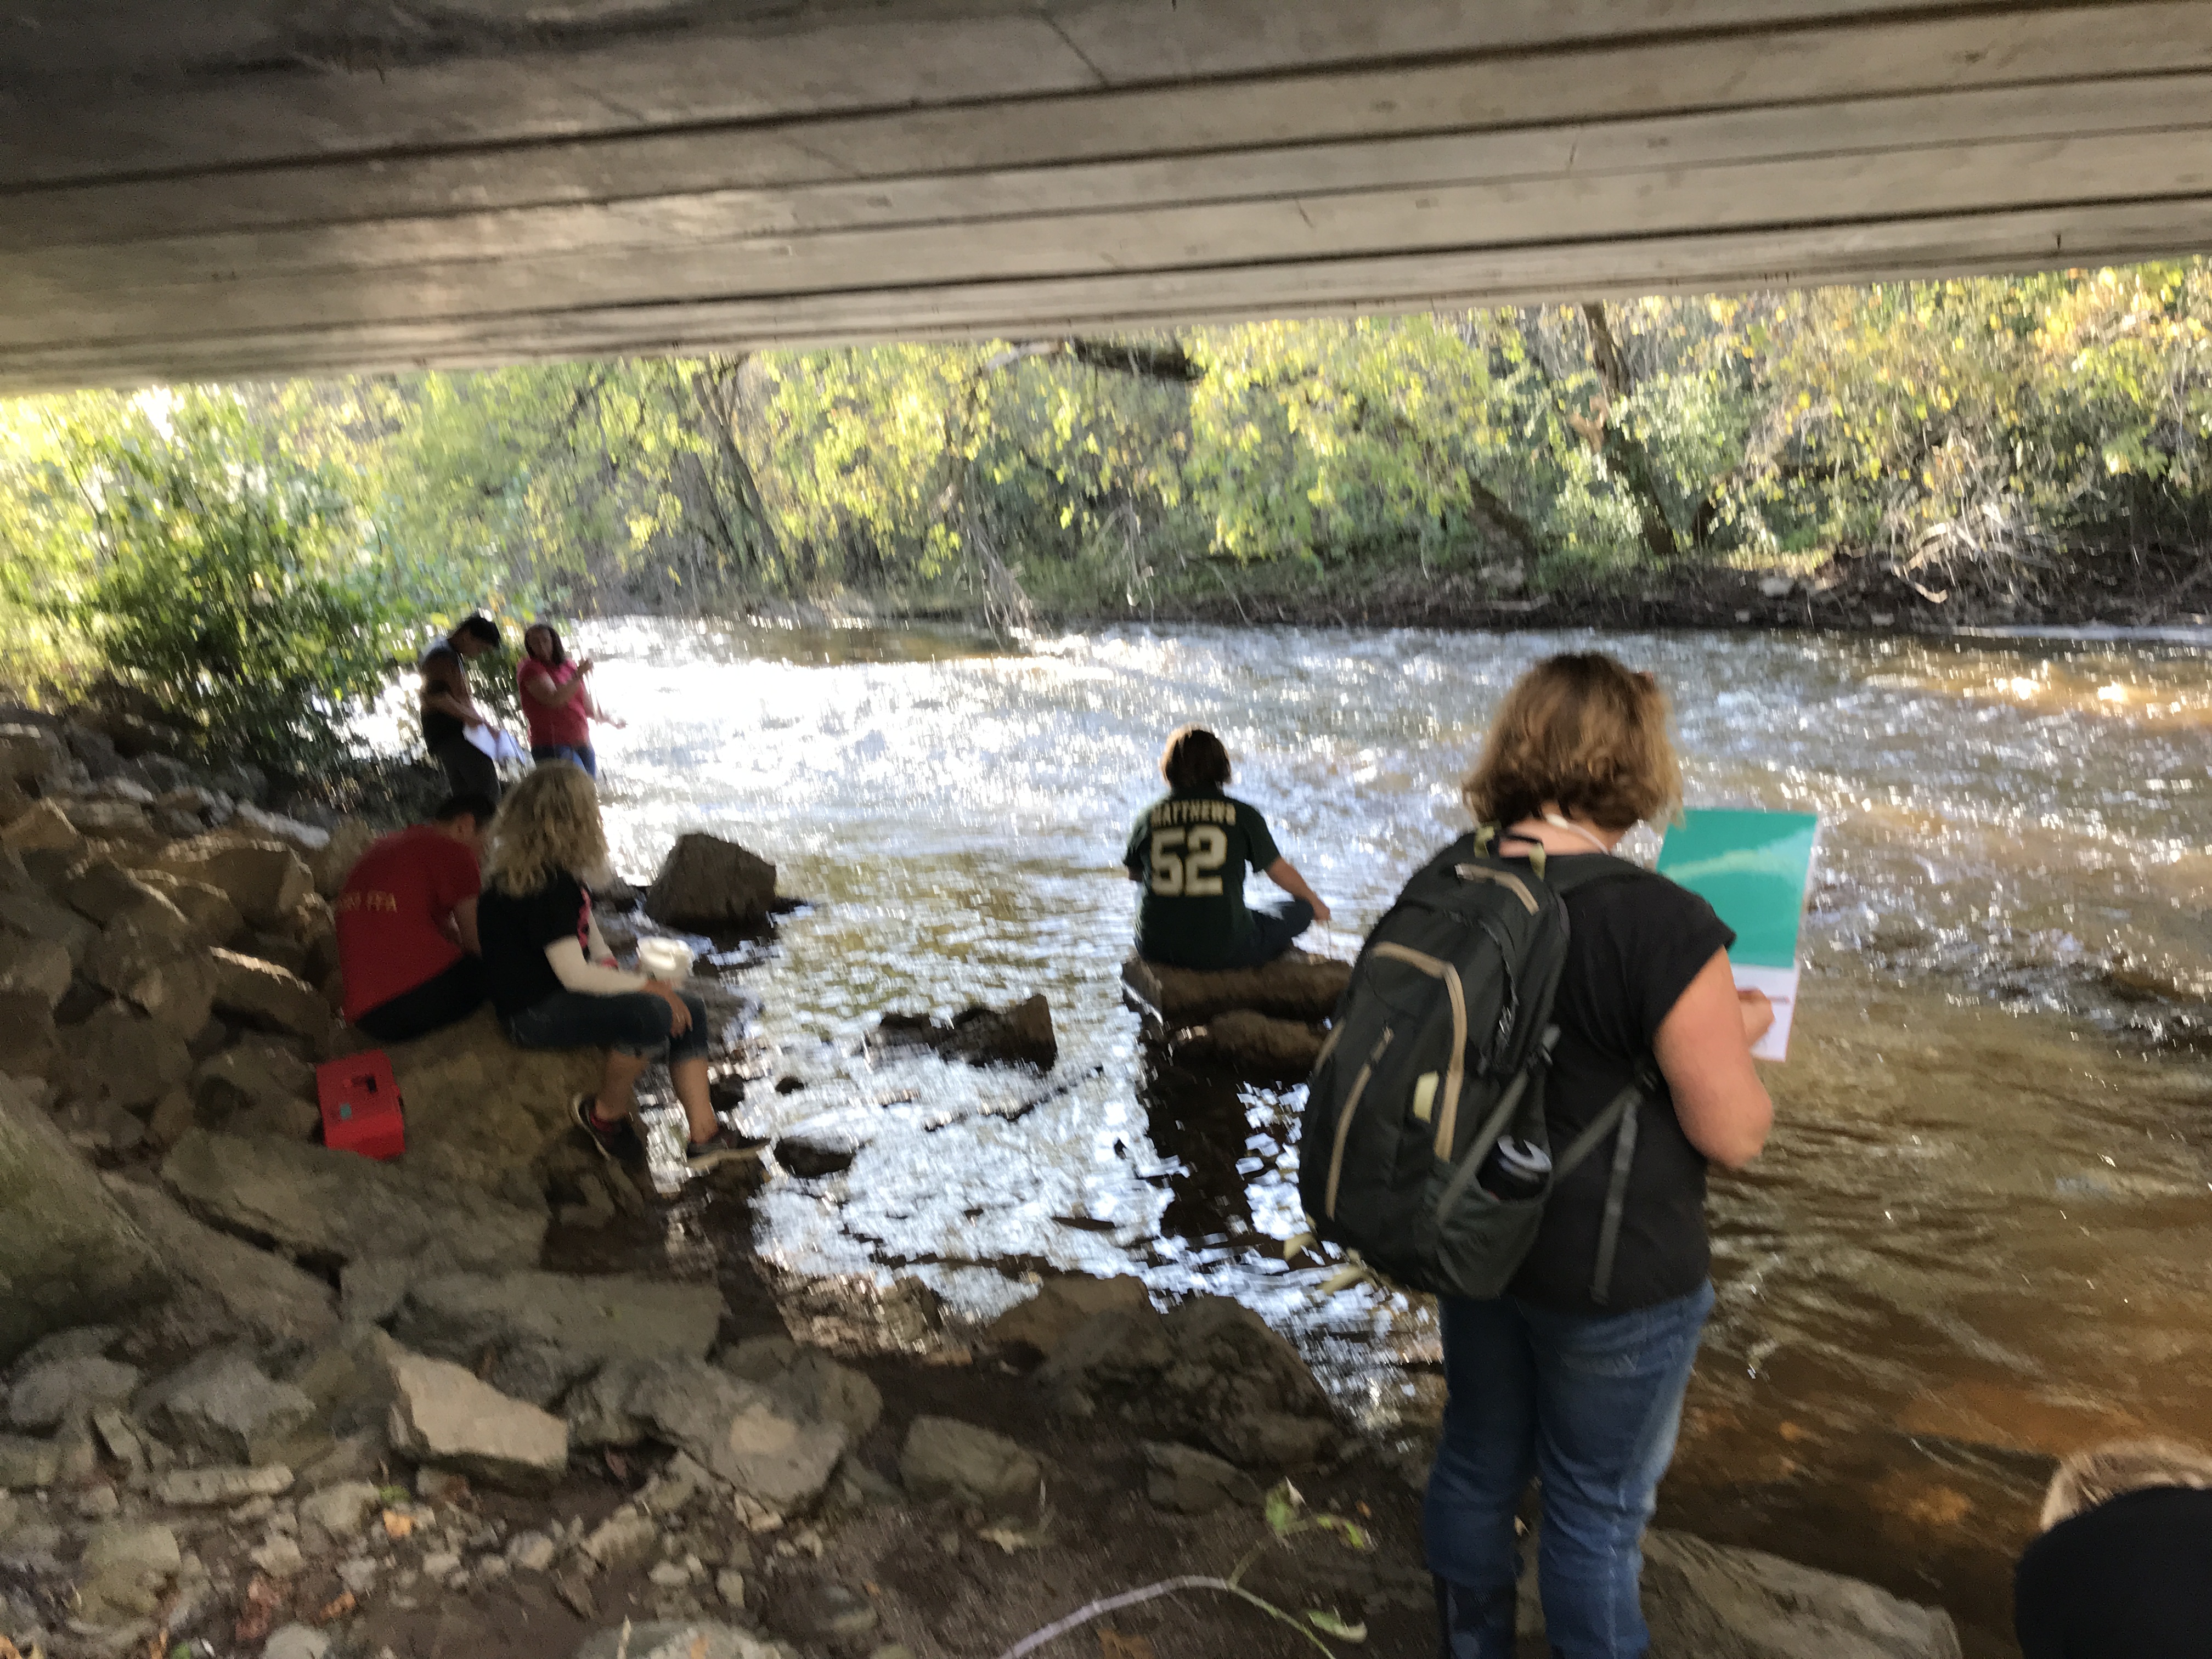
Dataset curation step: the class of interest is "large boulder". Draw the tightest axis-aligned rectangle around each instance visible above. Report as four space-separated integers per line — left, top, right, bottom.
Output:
153 837 314 928
1 800 80 855
64 1003 194 1109
160 1128 546 1274
311 819 380 899
359 1007 604 1194
1121 951 1352 1028
384 1346 568 1491
870 993 1057 1070
0 932 71 1007
0 887 97 964
0 1077 168 1364
134 870 243 947
83 913 216 1035
60 862 187 931
1518 1528 1962 1658
101 1175 340 1348
0 725 67 792
391 1271 725 1369
190 1041 320 1141
566 1357 847 1515
645 833 777 931
210 948 332 1042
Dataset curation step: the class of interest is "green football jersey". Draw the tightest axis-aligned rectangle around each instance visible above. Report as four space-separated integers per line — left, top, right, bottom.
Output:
1124 788 1282 970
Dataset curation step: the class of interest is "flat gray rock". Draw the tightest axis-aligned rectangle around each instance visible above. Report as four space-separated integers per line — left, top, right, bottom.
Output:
899 1416 1040 1513
159 1128 545 1274
567 1357 847 1515
6 1355 139 1434
102 1175 339 1348
142 1348 315 1465
386 1345 568 1492
392 1270 725 1369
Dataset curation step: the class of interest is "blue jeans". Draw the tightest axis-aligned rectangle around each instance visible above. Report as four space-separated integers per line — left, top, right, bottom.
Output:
1426 1280 1715 1659
505 988 708 1064
1226 898 1314 968
532 743 597 779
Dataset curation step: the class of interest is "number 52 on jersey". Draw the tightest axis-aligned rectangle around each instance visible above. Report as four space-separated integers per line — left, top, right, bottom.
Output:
1149 825 1228 895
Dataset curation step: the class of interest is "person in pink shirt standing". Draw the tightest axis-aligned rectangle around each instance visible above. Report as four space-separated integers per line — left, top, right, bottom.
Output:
518 622 622 779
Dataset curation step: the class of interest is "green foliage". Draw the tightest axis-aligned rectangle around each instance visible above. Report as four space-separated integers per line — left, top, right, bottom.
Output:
6 390 410 771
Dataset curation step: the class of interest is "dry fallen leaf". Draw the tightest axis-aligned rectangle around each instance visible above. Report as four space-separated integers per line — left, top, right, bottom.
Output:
315 1589 357 1624
689 1638 708 1659
234 1575 284 1644
381 1509 414 1540
1099 1632 1155 1659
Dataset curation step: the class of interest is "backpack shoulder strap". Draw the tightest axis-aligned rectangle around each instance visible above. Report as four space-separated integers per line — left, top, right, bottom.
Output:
1533 852 1649 899
1551 1059 1662 1307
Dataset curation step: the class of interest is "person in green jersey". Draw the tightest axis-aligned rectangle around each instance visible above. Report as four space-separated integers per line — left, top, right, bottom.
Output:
1124 725 1332 970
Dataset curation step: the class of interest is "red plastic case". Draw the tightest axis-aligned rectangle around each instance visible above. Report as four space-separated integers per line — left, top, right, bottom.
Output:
317 1051 406 1160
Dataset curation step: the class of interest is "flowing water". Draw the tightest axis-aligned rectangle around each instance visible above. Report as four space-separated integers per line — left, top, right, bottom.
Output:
560 618 2212 1656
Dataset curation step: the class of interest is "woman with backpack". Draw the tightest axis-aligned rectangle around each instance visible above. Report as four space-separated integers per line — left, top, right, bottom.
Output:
1423 652 1775 1658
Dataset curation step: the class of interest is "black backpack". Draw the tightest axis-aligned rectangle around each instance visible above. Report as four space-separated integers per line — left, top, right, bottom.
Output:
1298 828 1655 1304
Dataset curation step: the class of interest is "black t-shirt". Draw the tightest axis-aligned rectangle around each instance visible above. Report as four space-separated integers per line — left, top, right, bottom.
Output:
477 871 591 1019
420 641 466 746
1505 857 1736 1313
1124 789 1283 970
2015 1486 2212 1658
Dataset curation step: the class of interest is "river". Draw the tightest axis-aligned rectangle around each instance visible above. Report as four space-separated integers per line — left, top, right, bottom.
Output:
556 617 2212 1657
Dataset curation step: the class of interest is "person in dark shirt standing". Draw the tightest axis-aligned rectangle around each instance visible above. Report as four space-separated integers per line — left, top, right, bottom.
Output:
420 613 505 803
335 794 493 1043
2015 1437 2212 1658
1425 653 1775 1659
1123 725 1330 970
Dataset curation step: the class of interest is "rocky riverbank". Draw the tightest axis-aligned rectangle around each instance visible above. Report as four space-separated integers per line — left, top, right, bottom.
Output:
0 707 1968 1659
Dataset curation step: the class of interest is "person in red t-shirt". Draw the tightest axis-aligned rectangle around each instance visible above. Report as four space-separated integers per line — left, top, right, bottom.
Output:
518 622 620 780
336 794 495 1043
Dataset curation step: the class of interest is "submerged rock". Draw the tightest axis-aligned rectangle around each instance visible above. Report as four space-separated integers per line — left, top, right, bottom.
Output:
1166 1007 1327 1079
0 1076 168 1364
646 833 778 931
1519 1527 1963 1658
871 993 1057 1070
1121 951 1351 1027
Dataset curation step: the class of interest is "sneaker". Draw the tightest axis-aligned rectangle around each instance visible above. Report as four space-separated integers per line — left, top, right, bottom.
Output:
684 1125 770 1174
572 1093 642 1164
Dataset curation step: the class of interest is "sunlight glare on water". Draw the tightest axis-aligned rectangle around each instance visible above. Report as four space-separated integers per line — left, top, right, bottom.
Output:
557 618 2212 1656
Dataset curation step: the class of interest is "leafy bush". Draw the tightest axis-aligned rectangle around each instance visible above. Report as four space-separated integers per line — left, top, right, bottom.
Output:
36 396 409 772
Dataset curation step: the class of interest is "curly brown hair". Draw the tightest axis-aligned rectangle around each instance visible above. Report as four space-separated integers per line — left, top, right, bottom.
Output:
484 761 608 898
2040 1437 2212 1530
1460 653 1681 833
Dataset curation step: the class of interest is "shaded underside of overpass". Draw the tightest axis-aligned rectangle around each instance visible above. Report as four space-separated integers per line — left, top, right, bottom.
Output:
4 1 2212 394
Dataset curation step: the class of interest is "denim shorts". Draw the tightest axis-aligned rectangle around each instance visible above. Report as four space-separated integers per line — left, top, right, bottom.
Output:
505 988 709 1064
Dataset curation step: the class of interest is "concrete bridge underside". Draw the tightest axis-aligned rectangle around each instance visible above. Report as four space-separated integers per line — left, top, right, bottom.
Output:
5 1 2212 394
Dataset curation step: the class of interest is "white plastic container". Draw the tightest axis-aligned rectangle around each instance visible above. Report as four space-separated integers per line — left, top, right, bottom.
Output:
636 938 695 982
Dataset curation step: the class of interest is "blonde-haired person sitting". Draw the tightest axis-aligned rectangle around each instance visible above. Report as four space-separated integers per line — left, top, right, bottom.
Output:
2013 1437 2212 1657
1426 652 1774 1659
477 765 756 1173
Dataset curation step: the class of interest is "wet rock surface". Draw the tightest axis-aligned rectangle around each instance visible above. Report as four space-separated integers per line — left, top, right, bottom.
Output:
870 992 1057 1070
1121 950 1352 1026
1166 1007 1328 1079
645 832 779 931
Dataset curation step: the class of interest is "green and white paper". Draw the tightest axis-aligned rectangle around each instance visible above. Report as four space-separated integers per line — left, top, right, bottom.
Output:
1655 808 1820 1062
